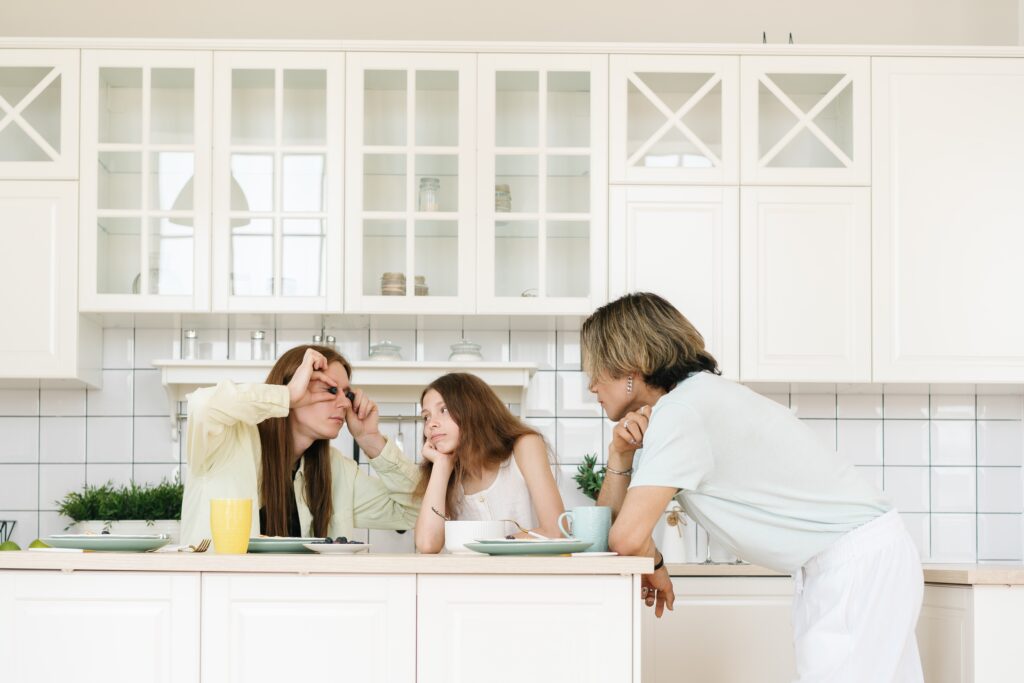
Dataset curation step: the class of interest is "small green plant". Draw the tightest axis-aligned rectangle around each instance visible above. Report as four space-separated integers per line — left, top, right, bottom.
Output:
56 479 184 523
573 453 606 501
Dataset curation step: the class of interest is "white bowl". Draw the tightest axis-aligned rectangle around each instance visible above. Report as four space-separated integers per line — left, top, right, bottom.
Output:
444 520 507 554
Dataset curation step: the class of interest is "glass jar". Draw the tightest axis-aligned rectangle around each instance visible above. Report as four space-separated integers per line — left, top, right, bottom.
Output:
448 339 483 362
418 176 440 212
251 330 266 361
325 335 338 353
312 334 323 344
181 329 198 360
369 340 403 361
495 184 512 213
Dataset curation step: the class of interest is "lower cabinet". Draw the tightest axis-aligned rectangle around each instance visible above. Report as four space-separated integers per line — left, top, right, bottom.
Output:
0 570 200 683
918 584 1024 683
202 573 415 683
417 574 635 683
642 576 796 683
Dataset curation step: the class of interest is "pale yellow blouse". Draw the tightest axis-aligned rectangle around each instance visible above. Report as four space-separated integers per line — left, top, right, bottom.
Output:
181 381 420 545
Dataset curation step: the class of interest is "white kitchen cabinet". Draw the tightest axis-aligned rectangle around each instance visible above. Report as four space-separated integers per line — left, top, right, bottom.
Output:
740 56 870 186
212 52 344 314
202 573 415 682
918 583 1024 683
344 52 476 314
609 185 739 379
79 50 213 312
418 574 633 683
609 55 739 185
873 58 1024 382
0 49 79 179
0 181 100 386
740 186 871 382
0 570 199 683
642 576 796 683
476 54 608 314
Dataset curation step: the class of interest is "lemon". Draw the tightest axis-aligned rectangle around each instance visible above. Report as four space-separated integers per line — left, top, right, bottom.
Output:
0 540 21 551
28 539 50 549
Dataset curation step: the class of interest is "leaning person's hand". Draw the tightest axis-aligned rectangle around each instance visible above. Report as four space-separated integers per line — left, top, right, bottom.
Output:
641 565 675 618
611 405 650 455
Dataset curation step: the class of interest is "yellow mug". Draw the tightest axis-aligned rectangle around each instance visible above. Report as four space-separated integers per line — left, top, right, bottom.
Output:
210 498 252 554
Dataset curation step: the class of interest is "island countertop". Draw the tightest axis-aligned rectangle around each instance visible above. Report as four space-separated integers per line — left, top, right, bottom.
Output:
0 550 651 575
665 562 1024 586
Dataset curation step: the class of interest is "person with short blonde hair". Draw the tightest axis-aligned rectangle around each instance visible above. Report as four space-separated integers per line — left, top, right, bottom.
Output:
583 292 923 683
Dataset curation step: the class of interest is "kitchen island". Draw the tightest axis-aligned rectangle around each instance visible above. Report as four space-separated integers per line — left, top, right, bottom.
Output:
0 552 651 683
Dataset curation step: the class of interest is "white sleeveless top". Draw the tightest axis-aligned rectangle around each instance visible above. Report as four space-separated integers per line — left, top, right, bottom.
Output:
456 456 536 528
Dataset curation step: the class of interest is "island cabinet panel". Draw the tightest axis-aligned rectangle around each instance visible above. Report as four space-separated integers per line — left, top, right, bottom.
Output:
0 570 199 683
417 574 634 683
201 573 415 683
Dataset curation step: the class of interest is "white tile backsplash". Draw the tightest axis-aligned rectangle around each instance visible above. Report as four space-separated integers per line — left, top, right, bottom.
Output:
838 420 882 466
931 514 977 563
978 514 1023 561
0 417 39 463
39 417 86 464
0 509 40 548
931 467 976 513
884 420 930 466
929 421 976 466
1 324 1023 567
978 421 1024 466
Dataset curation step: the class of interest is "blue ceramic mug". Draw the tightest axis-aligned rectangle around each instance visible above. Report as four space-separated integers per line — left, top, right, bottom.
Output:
557 505 612 552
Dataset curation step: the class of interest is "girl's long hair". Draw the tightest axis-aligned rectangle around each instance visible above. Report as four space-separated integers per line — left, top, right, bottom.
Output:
257 345 352 537
414 373 542 517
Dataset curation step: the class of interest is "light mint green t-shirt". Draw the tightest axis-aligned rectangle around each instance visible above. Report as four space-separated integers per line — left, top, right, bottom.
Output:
629 372 891 573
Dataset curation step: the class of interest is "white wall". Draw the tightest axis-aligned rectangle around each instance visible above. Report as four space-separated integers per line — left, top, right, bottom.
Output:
0 0 1018 45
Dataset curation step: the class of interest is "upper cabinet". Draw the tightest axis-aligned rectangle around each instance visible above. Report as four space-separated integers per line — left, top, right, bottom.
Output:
609 55 739 185
476 54 608 314
609 185 739 379
344 53 476 314
79 50 212 312
0 49 78 180
212 52 344 313
740 186 871 382
873 58 1024 382
740 56 870 186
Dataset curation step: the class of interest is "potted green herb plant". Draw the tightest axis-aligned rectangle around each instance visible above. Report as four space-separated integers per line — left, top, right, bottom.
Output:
572 453 606 501
56 479 185 543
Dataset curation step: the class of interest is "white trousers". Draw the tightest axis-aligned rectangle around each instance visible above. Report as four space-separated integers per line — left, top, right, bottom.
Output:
792 510 924 683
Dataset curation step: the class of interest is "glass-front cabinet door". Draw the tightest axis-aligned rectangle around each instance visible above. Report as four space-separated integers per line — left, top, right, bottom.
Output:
477 55 608 314
740 56 869 186
344 53 476 314
79 50 212 311
212 52 343 313
0 50 79 180
609 55 738 185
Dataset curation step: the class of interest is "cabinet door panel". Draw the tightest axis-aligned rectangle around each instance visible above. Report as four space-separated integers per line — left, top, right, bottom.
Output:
917 585 973 683
740 186 870 382
873 58 1024 381
610 55 739 184
610 185 739 378
642 577 796 683
418 575 631 683
0 50 79 179
0 570 199 683
202 573 415 683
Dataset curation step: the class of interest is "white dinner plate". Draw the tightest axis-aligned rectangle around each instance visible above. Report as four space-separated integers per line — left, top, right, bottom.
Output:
302 543 371 554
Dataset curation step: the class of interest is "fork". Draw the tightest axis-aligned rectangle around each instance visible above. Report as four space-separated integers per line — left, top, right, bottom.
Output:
500 519 549 540
177 538 211 553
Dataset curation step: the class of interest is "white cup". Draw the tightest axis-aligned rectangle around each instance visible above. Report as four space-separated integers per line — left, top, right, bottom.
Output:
444 520 507 554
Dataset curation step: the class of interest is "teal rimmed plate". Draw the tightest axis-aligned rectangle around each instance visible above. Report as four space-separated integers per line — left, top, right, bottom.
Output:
247 537 321 553
463 538 593 555
43 534 170 552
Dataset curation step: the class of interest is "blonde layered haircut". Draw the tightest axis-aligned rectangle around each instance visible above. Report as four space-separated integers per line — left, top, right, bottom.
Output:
581 292 720 392
258 345 352 538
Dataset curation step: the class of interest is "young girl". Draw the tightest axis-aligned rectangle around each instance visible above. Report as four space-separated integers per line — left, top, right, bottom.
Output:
181 345 420 545
413 373 565 553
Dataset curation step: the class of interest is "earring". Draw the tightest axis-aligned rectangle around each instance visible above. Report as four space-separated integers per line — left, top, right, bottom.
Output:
626 375 633 394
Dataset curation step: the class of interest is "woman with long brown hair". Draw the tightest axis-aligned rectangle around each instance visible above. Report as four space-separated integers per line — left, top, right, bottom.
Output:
180 345 419 545
413 373 564 553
